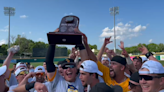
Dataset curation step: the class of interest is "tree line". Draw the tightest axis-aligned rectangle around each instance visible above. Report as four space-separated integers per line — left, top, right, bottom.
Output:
0 35 98 56
0 34 164 56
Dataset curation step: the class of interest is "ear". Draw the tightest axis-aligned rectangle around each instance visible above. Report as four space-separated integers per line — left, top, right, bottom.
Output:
159 77 164 85
121 65 125 71
90 73 95 79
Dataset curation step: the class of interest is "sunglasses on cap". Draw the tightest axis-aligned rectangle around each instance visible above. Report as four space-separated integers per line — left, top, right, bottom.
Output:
139 75 161 81
129 82 139 88
62 64 76 69
36 73 45 76
18 71 28 76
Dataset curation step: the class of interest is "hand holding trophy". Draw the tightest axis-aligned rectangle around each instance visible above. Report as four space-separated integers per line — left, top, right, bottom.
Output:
47 15 82 45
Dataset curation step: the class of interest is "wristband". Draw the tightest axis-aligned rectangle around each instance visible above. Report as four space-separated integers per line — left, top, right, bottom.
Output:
145 52 153 58
25 82 36 91
75 44 85 50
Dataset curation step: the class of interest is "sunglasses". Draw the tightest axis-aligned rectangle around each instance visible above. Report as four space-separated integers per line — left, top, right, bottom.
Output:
139 75 161 81
18 71 28 75
63 64 76 69
36 73 45 76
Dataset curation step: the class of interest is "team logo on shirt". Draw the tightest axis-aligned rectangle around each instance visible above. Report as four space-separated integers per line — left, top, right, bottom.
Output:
67 85 78 92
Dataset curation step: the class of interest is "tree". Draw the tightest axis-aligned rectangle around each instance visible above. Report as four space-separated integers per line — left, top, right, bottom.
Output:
158 43 164 52
13 35 35 54
0 44 8 55
88 44 97 50
32 41 47 49
147 43 160 52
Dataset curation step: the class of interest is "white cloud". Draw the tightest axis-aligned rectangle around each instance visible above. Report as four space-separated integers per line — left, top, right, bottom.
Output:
38 38 44 41
0 39 7 45
22 32 25 35
100 22 147 41
20 15 28 18
149 39 153 43
0 25 8 32
29 31 31 34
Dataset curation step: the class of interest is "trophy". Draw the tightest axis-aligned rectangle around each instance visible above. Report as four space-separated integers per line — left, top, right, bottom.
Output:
47 15 82 45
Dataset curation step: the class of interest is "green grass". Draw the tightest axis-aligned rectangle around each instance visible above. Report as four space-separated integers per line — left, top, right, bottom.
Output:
1 61 164 69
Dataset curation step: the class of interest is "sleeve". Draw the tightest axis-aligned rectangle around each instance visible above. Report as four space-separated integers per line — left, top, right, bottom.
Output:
97 61 111 84
9 74 18 86
46 45 56 73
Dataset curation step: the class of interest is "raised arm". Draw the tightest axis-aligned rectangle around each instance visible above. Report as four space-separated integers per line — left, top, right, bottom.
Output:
138 45 158 62
46 44 56 79
3 45 19 69
118 41 137 73
74 28 89 62
45 29 59 79
97 37 112 61
82 33 97 62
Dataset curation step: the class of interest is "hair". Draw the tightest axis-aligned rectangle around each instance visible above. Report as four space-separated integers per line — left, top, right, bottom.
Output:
89 73 99 79
157 74 164 77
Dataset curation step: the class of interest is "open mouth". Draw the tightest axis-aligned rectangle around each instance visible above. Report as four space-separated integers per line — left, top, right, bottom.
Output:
110 69 114 75
66 72 73 77
141 85 149 91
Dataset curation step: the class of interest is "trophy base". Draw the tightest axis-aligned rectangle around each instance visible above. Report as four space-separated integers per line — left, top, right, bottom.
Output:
47 32 82 45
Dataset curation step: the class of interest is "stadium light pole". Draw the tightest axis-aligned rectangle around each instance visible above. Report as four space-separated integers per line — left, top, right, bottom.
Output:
4 7 15 49
110 7 119 53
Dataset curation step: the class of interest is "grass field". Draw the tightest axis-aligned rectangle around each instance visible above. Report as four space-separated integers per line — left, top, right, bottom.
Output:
1 61 164 69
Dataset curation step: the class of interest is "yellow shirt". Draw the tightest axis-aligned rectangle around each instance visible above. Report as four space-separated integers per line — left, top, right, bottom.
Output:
97 61 130 92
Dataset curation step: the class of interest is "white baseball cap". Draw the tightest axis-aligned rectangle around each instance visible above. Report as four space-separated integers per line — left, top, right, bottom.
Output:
0 65 7 76
139 60 164 74
34 66 45 73
80 60 103 76
16 62 27 69
141 57 148 62
15 67 27 76
101 57 111 62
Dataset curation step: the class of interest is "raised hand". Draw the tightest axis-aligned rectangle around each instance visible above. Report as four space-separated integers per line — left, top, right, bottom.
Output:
118 41 124 50
121 49 129 57
138 45 149 55
104 37 113 46
54 28 59 32
7 45 20 54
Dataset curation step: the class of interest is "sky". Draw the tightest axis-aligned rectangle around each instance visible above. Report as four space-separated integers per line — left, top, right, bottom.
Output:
0 0 164 50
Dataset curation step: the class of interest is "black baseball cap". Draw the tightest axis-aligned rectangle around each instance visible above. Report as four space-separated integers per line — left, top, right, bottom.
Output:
111 56 127 66
130 72 139 83
90 83 123 92
57 58 76 68
133 56 142 62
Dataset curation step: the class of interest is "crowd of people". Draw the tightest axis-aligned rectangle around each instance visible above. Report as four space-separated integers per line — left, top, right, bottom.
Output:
0 28 164 92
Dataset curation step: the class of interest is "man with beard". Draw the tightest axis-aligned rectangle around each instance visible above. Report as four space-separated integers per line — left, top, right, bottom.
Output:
91 38 137 92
